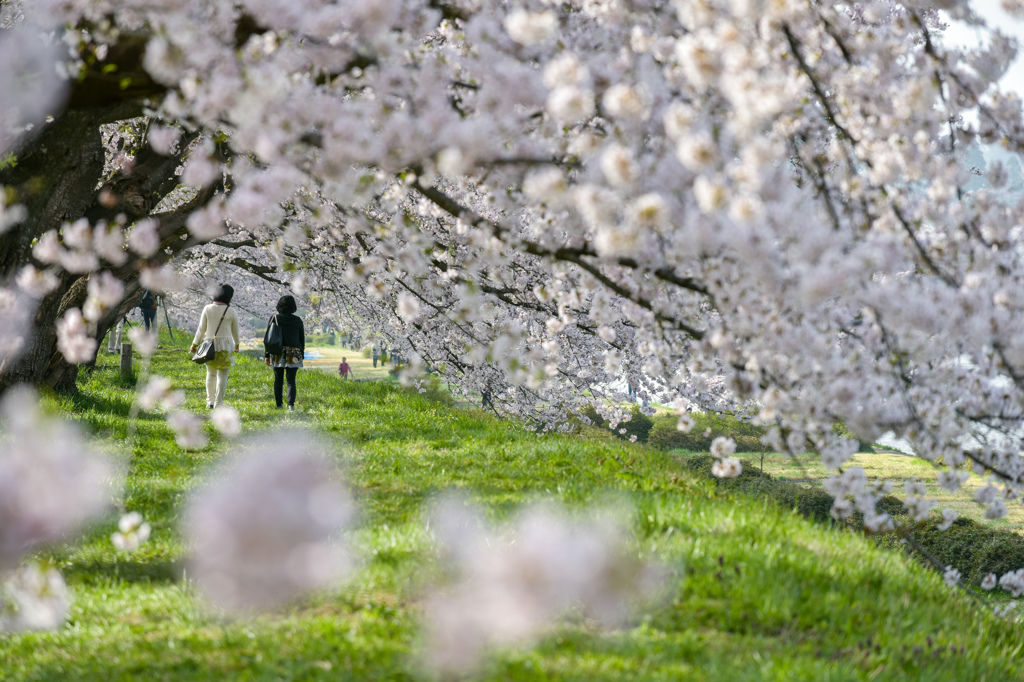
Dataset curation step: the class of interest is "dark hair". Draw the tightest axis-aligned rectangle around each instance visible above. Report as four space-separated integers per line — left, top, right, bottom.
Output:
276 294 297 314
213 283 234 304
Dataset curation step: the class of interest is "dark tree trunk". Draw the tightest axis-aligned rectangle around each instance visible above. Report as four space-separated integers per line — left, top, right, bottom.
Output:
0 44 218 396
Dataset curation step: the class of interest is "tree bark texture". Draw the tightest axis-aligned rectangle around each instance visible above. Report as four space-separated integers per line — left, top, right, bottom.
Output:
0 68 218 394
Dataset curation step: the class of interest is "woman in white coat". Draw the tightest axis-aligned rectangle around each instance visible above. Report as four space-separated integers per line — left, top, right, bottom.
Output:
189 283 240 408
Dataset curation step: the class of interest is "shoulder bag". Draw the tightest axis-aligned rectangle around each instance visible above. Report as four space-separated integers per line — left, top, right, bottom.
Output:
263 314 283 357
192 304 230 364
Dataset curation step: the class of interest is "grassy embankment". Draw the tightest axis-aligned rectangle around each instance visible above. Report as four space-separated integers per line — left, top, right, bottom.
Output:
3 328 1023 681
753 450 1024 533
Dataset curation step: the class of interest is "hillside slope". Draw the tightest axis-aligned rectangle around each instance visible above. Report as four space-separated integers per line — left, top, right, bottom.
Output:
2 333 1021 681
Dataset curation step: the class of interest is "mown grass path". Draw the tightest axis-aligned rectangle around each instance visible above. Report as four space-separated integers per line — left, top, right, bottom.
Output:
3 332 1023 681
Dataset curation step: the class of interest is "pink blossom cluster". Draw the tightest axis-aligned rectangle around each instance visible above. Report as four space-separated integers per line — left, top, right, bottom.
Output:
2 0 1024 614
0 387 117 570
424 497 660 674
183 430 356 613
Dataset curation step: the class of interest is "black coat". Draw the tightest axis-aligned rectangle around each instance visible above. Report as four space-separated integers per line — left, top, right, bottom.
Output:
266 313 304 355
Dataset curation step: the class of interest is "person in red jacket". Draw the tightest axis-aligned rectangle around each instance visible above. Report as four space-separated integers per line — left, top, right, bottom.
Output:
338 357 354 380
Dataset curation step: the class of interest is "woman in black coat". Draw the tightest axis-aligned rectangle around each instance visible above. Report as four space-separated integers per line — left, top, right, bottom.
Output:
264 295 305 410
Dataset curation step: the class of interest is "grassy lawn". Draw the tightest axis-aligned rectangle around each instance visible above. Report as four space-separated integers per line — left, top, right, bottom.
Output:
3 329 1023 680
749 450 1024 534
301 345 394 381
239 339 395 381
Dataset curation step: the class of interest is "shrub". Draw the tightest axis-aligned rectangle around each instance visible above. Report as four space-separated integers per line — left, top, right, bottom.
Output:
409 375 454 406
905 517 1024 588
679 452 1024 586
579 404 654 444
831 421 874 453
305 333 335 346
679 453 836 522
649 412 765 452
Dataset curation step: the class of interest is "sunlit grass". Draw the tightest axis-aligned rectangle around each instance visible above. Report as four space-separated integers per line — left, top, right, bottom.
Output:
2 328 1022 681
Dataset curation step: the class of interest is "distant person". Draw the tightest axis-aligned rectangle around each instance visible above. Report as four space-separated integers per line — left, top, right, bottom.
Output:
380 347 388 365
139 289 159 331
338 357 354 380
189 284 240 409
371 346 379 368
264 295 305 411
107 316 125 354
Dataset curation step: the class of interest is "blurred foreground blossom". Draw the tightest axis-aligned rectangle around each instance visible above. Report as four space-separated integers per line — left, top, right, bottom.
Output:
0 387 117 569
139 265 188 294
937 508 958 531
111 512 150 551
0 26 66 155
0 288 32 363
184 430 355 613
0 562 69 632
167 410 207 449
127 219 160 258
14 265 58 299
126 327 158 357
209 405 241 437
0 190 28 236
82 271 124 323
138 376 183 411
423 498 661 675
711 457 742 479
56 308 97 364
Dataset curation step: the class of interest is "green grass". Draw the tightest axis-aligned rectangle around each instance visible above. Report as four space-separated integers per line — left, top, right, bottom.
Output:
3 329 1024 680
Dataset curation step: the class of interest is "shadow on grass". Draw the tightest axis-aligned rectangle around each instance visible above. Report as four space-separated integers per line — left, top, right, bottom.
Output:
57 388 136 419
63 557 182 586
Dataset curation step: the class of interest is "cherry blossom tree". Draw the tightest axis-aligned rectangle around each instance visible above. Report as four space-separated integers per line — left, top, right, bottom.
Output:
5 0 1024 593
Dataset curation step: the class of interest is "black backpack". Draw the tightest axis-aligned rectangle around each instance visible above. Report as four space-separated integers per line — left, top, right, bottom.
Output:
263 315 283 356
140 290 155 308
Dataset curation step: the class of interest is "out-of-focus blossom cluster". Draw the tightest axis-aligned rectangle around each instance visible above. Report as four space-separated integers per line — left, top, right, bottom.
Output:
0 188 27 236
82 271 124 323
167 410 206 449
15 265 59 299
0 386 117 569
184 430 355 613
0 24 66 155
709 437 741 479
0 288 33 363
423 498 660 675
111 511 150 551
56 308 96 364
138 376 183 411
209 405 241 437
32 219 126 274
4 0 1024 620
126 327 158 357
998 569 1024 597
0 562 69 632
140 265 189 294
822 467 894 533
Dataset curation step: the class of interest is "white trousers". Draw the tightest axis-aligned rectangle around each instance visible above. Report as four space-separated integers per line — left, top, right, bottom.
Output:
205 366 230 407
